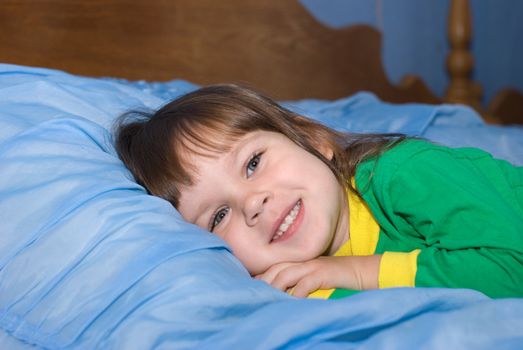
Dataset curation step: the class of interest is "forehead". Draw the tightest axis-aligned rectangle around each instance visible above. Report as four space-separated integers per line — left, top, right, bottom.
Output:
177 129 272 178
176 153 225 223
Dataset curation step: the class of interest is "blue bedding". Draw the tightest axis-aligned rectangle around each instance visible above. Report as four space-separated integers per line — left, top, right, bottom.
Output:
1 63 522 349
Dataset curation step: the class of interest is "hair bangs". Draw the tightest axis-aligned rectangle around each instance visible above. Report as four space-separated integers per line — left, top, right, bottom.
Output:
168 115 248 187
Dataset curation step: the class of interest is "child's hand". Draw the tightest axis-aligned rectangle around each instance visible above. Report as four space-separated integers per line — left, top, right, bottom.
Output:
255 255 382 298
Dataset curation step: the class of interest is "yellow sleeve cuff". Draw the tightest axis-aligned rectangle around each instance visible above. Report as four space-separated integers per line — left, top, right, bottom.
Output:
378 250 421 288
307 288 335 299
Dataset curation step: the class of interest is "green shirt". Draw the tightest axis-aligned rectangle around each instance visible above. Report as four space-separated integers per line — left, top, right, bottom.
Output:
356 139 523 298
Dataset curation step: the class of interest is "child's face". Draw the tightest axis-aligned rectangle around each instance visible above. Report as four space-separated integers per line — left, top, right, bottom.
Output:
177 131 349 275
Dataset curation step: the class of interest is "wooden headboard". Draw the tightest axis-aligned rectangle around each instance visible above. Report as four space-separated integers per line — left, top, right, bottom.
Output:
0 0 439 104
0 0 521 123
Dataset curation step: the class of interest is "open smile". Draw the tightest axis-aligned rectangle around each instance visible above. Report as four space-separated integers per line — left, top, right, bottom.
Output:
270 199 303 243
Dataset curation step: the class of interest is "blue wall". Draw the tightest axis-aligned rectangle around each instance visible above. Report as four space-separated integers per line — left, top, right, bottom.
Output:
299 0 523 106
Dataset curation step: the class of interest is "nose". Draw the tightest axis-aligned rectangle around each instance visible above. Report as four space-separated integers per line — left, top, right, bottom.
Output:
243 191 271 226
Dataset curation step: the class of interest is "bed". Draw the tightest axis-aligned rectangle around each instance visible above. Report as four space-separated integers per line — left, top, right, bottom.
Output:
1 1 522 349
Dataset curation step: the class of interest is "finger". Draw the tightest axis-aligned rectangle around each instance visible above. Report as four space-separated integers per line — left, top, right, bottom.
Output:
271 263 316 291
291 273 326 298
254 262 298 284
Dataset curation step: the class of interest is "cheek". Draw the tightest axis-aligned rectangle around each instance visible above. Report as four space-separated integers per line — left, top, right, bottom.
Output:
304 159 340 194
223 234 266 274
230 245 261 274
219 229 245 257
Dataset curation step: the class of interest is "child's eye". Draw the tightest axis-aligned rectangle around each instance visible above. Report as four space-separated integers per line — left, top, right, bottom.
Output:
246 153 262 177
210 207 229 231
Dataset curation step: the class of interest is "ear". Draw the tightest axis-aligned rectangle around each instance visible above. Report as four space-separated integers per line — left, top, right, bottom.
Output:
294 116 335 160
317 141 334 160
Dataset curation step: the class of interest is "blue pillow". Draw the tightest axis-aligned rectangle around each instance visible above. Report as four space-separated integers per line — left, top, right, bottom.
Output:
1 64 523 349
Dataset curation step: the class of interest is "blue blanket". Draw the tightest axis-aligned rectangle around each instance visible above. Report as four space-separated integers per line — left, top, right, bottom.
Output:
1 64 522 349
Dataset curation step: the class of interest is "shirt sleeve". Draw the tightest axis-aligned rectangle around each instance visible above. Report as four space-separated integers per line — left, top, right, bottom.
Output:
378 143 523 298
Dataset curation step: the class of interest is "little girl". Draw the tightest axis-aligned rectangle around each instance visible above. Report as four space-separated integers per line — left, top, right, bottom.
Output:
115 84 523 299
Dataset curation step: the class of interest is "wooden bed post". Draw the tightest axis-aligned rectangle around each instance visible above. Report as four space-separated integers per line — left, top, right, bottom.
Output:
445 0 487 117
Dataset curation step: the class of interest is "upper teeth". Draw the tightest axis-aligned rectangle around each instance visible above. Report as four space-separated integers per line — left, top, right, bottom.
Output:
272 200 301 241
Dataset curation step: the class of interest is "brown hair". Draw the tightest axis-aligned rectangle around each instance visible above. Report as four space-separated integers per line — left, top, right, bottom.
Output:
114 84 404 207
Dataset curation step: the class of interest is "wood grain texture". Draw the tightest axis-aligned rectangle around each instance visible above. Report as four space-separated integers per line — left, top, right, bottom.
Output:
0 0 439 103
489 89 523 125
445 0 522 124
445 0 481 109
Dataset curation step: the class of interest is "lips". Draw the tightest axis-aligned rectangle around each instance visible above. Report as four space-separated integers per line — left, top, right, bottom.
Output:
270 199 303 243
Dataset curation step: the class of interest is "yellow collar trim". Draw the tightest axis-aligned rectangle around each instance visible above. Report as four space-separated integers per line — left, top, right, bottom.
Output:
308 183 380 299
334 183 380 257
